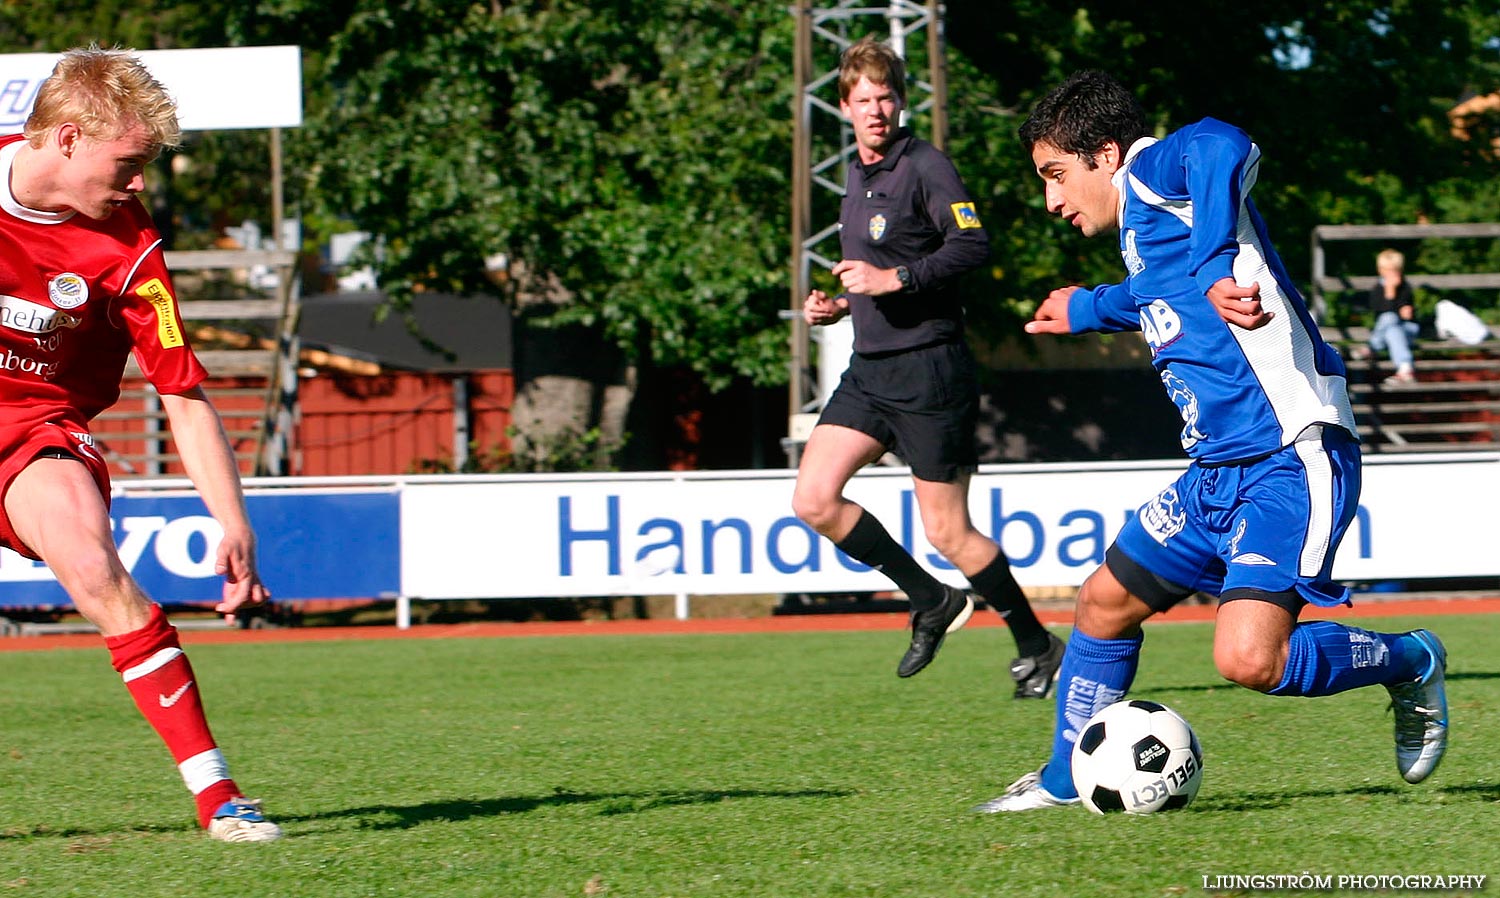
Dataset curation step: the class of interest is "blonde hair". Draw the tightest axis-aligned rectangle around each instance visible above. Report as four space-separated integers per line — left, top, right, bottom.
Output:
23 46 180 150
838 36 906 105
1376 248 1405 271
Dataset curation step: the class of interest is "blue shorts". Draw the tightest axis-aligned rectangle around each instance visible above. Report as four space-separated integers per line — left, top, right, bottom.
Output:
1111 426 1362 609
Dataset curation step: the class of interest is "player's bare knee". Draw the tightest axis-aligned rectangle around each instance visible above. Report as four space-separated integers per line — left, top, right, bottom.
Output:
790 490 835 534
1075 604 1140 640
1214 643 1283 692
920 522 964 561
1074 577 1146 639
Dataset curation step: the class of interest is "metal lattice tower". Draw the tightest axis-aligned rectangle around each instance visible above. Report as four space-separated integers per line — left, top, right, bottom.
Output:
786 0 948 464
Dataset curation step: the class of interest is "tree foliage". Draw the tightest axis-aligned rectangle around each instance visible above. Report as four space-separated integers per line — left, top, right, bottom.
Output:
5 1 1500 384
941 0 1500 338
222 0 794 390
0 1 288 248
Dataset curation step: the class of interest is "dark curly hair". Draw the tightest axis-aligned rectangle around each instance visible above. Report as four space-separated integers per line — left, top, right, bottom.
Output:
1018 70 1147 170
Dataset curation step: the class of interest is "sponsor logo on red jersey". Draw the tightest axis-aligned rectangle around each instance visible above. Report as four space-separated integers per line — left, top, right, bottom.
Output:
133 278 186 348
0 347 58 379
0 295 82 334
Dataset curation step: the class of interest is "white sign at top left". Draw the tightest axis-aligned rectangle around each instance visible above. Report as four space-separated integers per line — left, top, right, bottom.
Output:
0 45 302 133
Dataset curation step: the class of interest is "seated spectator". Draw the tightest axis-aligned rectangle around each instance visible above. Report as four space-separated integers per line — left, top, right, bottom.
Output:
1368 248 1420 386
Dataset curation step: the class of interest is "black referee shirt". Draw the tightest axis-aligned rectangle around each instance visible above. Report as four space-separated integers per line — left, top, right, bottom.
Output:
838 128 991 355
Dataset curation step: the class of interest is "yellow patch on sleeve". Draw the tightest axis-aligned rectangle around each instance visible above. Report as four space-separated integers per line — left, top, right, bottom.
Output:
133 278 185 348
950 202 983 229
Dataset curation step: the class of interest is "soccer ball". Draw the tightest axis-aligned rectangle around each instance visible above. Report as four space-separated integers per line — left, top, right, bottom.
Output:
1070 699 1203 815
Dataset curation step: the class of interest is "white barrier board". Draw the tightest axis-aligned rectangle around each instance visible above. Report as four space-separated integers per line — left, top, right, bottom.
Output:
397 454 1500 599
0 46 302 132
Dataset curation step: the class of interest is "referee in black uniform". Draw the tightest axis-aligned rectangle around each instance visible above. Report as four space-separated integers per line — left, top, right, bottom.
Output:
791 36 1064 693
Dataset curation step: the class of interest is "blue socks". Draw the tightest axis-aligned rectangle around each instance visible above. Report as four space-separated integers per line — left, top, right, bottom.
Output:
1038 628 1144 799
1269 621 1428 697
1033 622 1429 799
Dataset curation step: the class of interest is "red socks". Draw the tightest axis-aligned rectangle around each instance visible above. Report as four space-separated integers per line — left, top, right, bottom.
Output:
106 604 240 827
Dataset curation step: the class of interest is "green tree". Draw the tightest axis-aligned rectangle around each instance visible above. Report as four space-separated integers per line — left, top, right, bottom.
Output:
220 1 795 462
7 3 1500 465
0 2 288 252
940 0 1500 336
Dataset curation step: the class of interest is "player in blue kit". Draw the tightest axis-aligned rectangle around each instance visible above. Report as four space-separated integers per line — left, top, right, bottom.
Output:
976 71 1449 812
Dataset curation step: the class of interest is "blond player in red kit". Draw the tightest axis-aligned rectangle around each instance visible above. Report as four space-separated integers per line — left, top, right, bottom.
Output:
0 47 280 842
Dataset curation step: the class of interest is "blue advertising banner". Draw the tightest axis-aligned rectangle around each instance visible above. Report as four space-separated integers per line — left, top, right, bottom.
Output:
0 490 400 609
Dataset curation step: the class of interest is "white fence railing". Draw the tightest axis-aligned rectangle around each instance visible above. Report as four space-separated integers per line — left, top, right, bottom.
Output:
4 453 1496 627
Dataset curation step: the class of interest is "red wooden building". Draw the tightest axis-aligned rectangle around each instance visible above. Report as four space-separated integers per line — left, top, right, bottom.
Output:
105 291 515 478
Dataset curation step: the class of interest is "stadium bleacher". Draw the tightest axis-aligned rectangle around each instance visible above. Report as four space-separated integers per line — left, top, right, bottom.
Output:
1321 323 1500 451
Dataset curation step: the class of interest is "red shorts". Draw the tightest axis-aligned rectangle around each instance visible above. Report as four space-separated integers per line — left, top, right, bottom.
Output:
0 417 112 559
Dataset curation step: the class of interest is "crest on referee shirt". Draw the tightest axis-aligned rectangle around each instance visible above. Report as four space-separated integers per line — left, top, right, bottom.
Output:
48 273 88 309
950 202 982 229
868 214 887 241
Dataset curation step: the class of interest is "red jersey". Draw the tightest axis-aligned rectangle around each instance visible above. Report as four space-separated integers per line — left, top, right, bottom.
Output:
0 133 206 428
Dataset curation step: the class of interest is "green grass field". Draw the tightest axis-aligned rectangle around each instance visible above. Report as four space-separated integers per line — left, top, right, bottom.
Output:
1 612 1495 898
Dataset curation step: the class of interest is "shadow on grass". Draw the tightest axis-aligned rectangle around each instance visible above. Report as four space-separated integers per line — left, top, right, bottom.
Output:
283 787 854 831
1440 671 1497 683
1133 669 1497 697
1192 780 1500 812
0 788 853 841
0 787 853 841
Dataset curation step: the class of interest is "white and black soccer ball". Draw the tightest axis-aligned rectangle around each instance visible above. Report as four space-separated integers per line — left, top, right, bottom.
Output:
1070 699 1203 815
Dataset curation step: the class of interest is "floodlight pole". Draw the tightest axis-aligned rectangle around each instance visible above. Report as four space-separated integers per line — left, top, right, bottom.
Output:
785 0 948 467
790 0 812 448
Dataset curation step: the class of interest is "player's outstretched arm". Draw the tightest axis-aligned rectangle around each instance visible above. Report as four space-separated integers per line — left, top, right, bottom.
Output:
1206 277 1273 330
1024 286 1078 335
160 388 271 622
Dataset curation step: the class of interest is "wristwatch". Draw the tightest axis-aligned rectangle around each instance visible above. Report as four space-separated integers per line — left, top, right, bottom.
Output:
895 265 912 292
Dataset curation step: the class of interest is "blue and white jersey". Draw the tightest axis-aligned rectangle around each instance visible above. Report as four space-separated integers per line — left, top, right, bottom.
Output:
1067 118 1357 465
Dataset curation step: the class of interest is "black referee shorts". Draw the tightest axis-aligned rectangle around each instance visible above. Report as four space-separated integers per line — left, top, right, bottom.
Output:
818 340 979 483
